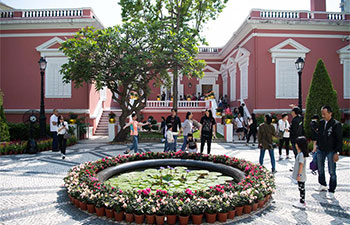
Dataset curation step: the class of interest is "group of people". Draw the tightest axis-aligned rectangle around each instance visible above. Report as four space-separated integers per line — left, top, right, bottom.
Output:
50 109 69 159
257 105 342 209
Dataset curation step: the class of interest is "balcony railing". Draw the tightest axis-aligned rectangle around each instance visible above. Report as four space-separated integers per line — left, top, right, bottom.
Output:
251 9 349 21
145 100 208 109
0 8 92 19
198 47 221 53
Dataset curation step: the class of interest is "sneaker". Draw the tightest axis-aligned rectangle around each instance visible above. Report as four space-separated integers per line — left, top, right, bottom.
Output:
279 156 283 161
286 156 290 159
326 192 335 200
245 143 249 146
272 170 277 174
252 143 255 146
315 185 328 192
289 167 294 172
62 154 66 160
293 202 306 209
124 149 130 154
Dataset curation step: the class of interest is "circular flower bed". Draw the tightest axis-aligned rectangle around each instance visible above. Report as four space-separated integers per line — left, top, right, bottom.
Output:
64 152 275 224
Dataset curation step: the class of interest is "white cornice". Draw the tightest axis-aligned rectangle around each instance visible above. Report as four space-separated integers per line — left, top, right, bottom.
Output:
36 36 66 57
269 38 310 63
0 32 76 38
337 45 350 64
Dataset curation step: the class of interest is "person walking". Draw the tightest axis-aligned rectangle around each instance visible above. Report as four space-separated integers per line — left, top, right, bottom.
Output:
278 113 291 160
123 113 150 154
315 106 342 200
181 112 193 151
310 114 320 152
258 114 277 173
165 109 182 152
50 109 59 152
290 107 304 158
292 136 309 209
166 125 175 152
235 113 245 140
246 113 257 146
200 109 216 154
57 115 68 159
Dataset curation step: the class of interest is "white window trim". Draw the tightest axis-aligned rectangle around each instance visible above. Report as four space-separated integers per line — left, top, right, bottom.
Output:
229 66 236 101
235 48 250 100
274 58 299 99
337 45 350 99
45 57 71 98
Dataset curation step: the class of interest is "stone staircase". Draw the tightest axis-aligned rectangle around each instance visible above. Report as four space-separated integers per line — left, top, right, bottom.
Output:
94 111 110 136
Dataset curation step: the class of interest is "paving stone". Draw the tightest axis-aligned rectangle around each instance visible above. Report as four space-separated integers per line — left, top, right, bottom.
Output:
0 141 349 225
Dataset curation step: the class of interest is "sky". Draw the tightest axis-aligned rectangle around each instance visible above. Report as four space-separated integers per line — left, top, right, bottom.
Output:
1 0 341 47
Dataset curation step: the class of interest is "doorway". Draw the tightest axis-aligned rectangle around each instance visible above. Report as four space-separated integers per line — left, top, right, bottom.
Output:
202 84 213 95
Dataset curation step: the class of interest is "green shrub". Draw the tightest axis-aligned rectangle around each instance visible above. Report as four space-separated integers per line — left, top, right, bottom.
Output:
0 90 10 141
304 59 341 138
8 123 50 140
343 123 350 139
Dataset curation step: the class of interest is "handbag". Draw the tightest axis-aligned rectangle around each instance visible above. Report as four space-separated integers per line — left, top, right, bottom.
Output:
309 151 318 175
63 133 72 139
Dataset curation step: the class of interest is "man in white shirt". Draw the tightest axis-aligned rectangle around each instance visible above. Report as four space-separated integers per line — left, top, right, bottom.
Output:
50 109 59 151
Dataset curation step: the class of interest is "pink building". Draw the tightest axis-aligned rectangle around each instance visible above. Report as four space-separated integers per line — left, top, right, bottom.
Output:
1 0 349 137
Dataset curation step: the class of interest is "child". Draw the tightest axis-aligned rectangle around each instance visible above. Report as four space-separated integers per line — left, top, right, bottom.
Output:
166 124 175 152
292 136 309 209
186 133 198 153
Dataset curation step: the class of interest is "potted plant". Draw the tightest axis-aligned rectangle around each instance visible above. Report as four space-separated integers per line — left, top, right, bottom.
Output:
157 94 161 101
108 112 116 124
225 114 234 125
69 113 78 124
177 200 191 225
187 94 192 101
205 198 220 223
165 198 177 225
132 198 145 224
216 107 223 116
217 200 230 222
144 197 156 224
95 197 106 217
190 197 205 224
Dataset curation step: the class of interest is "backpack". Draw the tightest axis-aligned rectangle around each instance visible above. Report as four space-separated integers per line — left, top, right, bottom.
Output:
309 151 318 175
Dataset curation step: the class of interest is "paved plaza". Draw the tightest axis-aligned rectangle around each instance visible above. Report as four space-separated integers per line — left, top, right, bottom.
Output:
0 139 349 225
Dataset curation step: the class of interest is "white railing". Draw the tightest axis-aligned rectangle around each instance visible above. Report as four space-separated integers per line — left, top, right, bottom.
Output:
146 101 171 108
199 47 220 53
327 13 345 20
22 9 83 18
0 11 13 18
260 10 299 19
178 101 204 108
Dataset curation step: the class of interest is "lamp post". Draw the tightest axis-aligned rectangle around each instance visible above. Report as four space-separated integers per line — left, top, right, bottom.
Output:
295 57 305 111
38 57 47 138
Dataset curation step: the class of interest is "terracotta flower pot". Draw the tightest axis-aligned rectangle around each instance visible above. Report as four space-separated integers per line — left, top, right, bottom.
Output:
243 205 252 214
105 208 114 219
258 200 264 208
68 194 73 203
146 215 155 224
125 213 134 223
95 207 105 217
179 215 189 225
218 212 228 222
87 204 95 213
114 211 124 222
252 203 258 211
155 215 165 225
134 214 145 224
191 214 203 225
235 206 243 216
166 215 177 225
79 201 88 211
228 210 236 220
205 213 217 223
73 198 80 208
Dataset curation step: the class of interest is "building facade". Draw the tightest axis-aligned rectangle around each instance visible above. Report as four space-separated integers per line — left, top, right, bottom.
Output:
1 0 349 137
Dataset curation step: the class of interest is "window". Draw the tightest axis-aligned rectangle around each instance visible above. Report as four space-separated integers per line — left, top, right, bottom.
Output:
239 62 248 100
344 59 350 99
275 58 298 99
229 68 236 101
45 57 71 98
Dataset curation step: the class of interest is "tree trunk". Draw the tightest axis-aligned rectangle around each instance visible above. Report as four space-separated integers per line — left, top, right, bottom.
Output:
114 106 130 142
173 67 178 110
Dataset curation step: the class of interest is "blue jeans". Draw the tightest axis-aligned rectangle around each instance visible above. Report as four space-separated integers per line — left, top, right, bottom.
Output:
259 148 276 172
168 143 175 152
317 150 337 193
174 135 178 151
181 135 188 151
130 135 139 153
292 142 298 158
164 139 169 152
51 132 58 151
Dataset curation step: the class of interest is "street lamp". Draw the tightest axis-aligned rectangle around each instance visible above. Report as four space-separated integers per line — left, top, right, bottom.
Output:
38 57 47 138
295 57 305 111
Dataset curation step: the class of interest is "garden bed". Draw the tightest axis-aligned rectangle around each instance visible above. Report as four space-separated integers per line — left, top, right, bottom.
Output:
0 136 78 156
64 152 275 224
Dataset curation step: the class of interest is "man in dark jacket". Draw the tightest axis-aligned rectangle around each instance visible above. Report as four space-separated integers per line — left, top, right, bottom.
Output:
315 106 342 200
290 107 304 158
165 108 182 152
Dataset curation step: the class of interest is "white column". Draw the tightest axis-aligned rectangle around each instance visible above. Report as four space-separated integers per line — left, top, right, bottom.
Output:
225 124 233 142
108 123 115 142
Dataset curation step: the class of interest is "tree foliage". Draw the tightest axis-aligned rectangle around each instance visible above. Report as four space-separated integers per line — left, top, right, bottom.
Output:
0 90 10 141
119 0 228 107
304 59 341 137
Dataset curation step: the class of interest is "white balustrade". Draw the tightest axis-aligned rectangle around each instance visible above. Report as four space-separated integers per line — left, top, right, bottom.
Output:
22 9 83 18
146 100 207 108
199 47 220 53
146 101 171 108
0 11 13 18
260 10 299 19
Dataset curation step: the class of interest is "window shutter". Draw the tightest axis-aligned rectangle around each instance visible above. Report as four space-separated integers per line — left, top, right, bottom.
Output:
276 58 298 98
344 60 350 99
45 57 71 98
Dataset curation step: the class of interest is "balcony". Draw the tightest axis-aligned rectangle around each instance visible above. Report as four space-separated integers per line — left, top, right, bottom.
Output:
0 8 93 20
145 100 209 109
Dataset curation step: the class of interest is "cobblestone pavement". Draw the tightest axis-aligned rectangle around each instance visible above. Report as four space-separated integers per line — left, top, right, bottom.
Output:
0 140 349 225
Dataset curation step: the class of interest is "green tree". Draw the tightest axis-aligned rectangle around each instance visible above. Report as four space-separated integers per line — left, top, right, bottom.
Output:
60 23 171 141
0 90 10 141
304 59 341 137
119 0 228 108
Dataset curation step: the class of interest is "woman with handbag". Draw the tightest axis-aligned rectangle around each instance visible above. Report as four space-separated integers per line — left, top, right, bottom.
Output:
278 113 290 160
57 115 69 159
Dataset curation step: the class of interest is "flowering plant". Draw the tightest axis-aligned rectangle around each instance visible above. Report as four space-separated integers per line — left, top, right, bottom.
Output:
176 198 192 216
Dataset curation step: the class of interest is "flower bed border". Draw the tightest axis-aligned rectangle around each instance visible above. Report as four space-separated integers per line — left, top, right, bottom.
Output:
64 152 275 223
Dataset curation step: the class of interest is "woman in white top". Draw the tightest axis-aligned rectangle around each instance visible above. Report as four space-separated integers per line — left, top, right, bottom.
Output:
57 115 69 159
235 113 245 140
278 113 291 160
181 112 193 151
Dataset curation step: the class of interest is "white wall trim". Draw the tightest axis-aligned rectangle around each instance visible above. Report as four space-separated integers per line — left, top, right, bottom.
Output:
5 109 89 114
337 45 350 64
269 38 310 63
